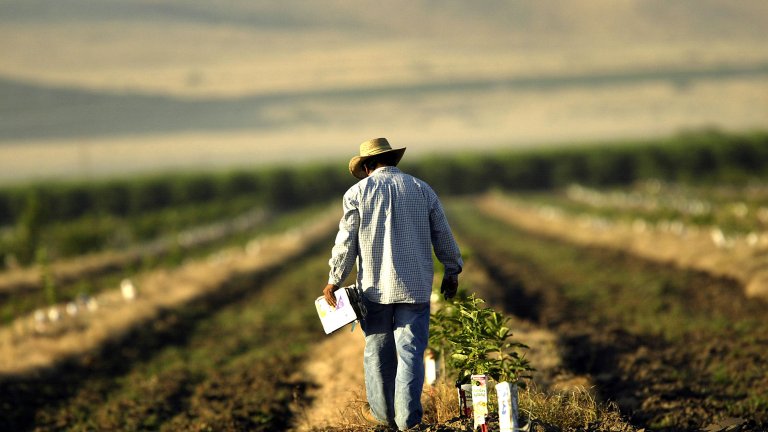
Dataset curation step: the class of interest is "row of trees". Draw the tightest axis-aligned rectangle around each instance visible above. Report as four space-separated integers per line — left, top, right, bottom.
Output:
1 129 766 244
405 129 768 194
0 165 352 227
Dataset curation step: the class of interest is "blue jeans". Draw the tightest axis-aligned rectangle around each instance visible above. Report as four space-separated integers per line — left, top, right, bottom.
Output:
360 298 430 431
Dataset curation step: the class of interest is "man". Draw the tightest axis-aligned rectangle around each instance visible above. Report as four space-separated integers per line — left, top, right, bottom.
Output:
323 137 463 430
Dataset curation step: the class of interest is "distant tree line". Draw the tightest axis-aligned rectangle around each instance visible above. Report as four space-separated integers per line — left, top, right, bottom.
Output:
0 165 353 228
0 129 766 262
0 165 353 265
404 129 768 194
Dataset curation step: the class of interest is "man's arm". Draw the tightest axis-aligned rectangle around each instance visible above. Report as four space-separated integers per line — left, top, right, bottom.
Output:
429 196 463 275
324 192 360 307
429 195 463 299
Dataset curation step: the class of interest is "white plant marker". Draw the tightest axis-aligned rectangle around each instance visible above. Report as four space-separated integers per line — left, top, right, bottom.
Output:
710 228 727 248
33 309 47 332
86 297 99 312
471 374 488 431
34 309 46 323
747 232 759 247
121 278 136 301
424 349 437 386
496 381 520 432
66 302 79 316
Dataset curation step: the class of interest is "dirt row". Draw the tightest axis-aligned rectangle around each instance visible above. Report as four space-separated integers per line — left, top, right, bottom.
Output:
477 192 768 300
293 252 584 432
449 199 768 430
0 208 337 375
0 208 270 297
295 193 768 431
4 192 766 431
0 213 340 431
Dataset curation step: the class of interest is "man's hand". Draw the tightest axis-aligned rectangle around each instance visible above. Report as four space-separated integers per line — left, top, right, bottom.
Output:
440 275 459 300
323 284 340 308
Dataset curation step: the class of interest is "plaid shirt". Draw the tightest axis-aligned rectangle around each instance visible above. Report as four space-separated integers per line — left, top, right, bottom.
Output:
327 166 463 304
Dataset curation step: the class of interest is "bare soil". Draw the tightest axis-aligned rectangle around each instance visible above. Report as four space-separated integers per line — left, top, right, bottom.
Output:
292 329 366 431
454 200 768 431
292 257 582 432
3 196 766 431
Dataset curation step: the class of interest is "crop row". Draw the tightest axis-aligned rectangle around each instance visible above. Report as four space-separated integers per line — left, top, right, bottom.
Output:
0 166 349 226
0 203 332 325
0 209 338 374
446 199 768 428
0 230 336 431
523 180 768 236
406 129 768 194
0 165 350 267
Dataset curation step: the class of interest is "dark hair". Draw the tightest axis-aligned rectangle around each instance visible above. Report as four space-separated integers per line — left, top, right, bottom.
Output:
364 152 399 170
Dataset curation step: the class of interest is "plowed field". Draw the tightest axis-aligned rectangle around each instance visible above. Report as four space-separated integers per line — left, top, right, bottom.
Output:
447 199 768 430
1 196 766 431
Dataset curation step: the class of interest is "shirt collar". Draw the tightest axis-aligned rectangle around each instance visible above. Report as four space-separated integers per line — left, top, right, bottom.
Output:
370 166 400 176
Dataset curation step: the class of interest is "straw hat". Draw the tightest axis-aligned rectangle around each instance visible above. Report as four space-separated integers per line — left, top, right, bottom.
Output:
348 138 406 179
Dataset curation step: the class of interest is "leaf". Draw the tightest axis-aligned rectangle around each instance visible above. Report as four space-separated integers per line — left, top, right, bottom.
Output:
451 353 468 362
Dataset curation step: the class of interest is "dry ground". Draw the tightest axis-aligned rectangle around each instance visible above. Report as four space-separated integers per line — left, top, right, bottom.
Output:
477 192 768 300
0 209 338 374
291 257 581 431
2 194 766 430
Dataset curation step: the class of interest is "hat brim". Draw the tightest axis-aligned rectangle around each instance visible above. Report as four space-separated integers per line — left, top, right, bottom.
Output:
349 147 406 179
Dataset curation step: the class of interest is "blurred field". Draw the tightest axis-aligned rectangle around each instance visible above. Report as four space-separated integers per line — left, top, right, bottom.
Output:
1 75 767 183
1 1 767 183
2 132 768 430
2 2 768 430
2 1 767 95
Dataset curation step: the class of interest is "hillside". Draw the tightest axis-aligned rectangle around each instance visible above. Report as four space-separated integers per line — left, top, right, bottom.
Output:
0 0 766 183
2 0 767 95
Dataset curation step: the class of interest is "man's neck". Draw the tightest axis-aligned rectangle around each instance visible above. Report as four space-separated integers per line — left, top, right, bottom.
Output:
370 165 397 174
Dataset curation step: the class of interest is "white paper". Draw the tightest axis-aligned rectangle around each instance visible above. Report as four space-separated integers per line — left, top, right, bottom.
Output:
315 289 358 334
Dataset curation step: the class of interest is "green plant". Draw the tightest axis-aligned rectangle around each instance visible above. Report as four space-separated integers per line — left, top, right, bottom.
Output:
36 247 57 305
14 190 45 265
429 293 533 385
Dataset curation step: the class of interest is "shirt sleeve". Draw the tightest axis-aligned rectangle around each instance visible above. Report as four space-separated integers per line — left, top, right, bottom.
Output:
327 189 360 286
429 192 464 277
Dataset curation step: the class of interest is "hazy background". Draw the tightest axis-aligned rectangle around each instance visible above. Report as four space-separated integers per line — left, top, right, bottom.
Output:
1 0 767 183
